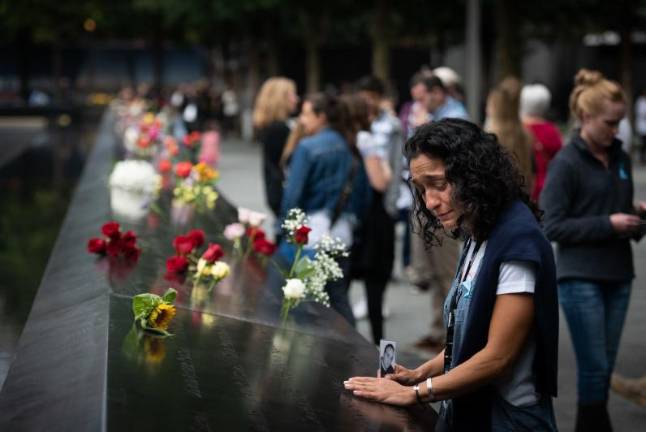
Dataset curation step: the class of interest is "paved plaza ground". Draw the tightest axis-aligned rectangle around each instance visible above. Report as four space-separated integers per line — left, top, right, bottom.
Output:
218 137 646 431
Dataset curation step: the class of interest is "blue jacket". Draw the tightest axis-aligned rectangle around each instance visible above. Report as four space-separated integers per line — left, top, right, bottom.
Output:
451 200 558 431
278 127 371 260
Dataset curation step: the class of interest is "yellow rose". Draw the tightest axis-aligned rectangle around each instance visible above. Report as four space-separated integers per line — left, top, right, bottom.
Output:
211 261 230 280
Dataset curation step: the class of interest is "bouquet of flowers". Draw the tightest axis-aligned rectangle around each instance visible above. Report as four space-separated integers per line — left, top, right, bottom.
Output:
165 229 230 290
87 221 141 262
173 161 220 212
223 207 276 259
109 160 160 220
278 208 348 321
132 287 177 336
123 112 164 158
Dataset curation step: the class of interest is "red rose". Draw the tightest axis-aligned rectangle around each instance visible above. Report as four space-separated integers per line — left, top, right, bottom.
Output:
106 240 122 257
294 225 312 245
246 227 266 241
187 229 205 248
173 235 196 255
121 230 137 248
190 131 201 141
253 238 277 256
166 256 189 273
122 245 141 263
202 243 224 263
158 159 172 174
87 238 107 254
101 221 121 239
175 161 193 178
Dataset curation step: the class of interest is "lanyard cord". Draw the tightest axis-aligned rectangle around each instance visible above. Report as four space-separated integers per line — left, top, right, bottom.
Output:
444 238 482 374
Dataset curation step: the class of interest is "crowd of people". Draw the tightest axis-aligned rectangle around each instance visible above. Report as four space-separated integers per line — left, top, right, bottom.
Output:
252 66 646 431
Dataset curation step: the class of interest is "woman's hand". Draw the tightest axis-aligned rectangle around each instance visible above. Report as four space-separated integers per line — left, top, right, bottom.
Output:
344 377 416 406
610 213 641 234
384 363 423 385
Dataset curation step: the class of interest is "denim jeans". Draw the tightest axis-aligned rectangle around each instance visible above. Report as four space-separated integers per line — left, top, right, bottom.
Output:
558 279 631 404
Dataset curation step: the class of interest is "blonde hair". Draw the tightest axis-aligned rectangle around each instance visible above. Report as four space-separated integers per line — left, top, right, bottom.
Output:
252 77 296 129
487 77 534 190
569 69 625 120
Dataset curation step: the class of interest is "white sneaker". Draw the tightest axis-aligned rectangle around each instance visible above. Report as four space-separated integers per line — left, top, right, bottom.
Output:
352 299 391 320
353 299 367 320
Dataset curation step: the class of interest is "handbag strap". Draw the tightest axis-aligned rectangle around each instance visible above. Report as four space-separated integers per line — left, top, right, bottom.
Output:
331 155 359 226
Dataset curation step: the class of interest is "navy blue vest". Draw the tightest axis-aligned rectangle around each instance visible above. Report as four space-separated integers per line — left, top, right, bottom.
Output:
451 200 558 431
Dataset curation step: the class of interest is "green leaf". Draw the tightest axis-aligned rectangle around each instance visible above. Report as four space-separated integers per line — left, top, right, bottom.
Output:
132 293 160 320
292 257 316 279
162 288 177 304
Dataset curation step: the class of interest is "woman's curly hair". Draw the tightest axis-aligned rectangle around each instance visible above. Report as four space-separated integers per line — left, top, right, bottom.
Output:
404 118 541 247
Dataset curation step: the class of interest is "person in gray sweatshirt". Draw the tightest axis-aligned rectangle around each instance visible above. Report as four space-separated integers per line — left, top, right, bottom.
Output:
541 69 646 432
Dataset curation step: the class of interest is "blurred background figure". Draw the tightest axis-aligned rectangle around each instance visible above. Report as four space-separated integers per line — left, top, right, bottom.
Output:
541 69 646 432
635 88 646 164
352 76 403 345
520 83 563 202
252 77 299 217
432 66 465 102
486 76 535 193
277 92 369 325
198 120 221 168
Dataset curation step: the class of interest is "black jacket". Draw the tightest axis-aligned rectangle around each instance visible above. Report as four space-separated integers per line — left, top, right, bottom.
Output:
257 121 290 216
540 133 643 282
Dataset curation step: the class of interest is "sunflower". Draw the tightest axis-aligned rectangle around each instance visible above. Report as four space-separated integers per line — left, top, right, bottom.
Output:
147 303 176 330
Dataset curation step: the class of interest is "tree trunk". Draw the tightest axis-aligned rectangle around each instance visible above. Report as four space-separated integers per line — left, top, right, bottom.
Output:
17 28 32 103
494 0 522 80
371 0 390 82
151 21 164 102
300 11 321 93
619 1 634 132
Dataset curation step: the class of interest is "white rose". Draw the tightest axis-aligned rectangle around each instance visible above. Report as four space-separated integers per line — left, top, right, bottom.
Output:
282 279 306 300
211 261 230 280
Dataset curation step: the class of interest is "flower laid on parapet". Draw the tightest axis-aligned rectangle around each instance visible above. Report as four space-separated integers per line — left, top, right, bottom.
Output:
109 160 160 220
88 221 141 263
223 207 276 260
122 111 166 159
164 229 230 290
172 161 219 213
277 208 348 322
132 288 177 336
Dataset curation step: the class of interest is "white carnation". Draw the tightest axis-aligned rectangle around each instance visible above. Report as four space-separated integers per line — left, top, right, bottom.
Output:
282 278 306 300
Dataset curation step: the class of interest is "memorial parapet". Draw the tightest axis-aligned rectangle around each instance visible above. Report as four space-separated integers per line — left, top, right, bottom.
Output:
0 109 437 431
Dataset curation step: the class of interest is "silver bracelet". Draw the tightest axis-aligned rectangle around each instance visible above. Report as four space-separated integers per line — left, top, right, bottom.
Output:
426 377 434 401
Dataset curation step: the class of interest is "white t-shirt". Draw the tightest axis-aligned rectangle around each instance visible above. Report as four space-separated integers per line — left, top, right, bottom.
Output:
462 241 539 407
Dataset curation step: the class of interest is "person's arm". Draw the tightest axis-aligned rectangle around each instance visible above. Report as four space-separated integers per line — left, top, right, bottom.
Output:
345 294 534 405
364 155 392 192
424 294 533 400
540 158 620 244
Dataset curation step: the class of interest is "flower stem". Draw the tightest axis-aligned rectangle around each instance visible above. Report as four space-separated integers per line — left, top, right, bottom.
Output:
289 245 302 278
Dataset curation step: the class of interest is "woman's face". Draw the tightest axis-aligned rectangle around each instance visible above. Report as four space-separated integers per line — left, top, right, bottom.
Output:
410 154 460 231
286 87 299 113
581 100 625 149
299 101 327 136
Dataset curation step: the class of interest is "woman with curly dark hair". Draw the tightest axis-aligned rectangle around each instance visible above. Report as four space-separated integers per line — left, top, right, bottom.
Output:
345 119 559 431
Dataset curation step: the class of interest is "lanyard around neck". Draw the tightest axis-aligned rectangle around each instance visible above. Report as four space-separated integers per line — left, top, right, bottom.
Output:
444 238 481 374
